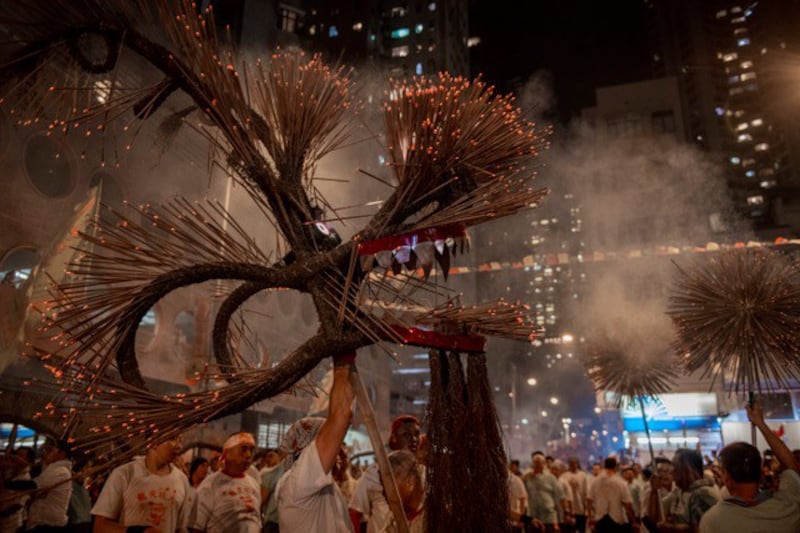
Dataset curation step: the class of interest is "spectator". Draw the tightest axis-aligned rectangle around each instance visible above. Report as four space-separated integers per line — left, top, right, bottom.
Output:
259 448 284 533
365 450 425 533
349 414 422 531
25 439 73 532
523 452 561 533
92 435 191 533
699 400 800 533
189 457 209 489
190 432 261 532
561 457 589 533
551 461 574 533
587 456 636 533
508 461 528 532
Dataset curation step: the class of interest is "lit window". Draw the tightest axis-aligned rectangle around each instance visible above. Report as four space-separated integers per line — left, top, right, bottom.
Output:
732 16 745 23
415 62 423 75
728 74 740 84
427 43 436 52
740 60 754 69
467 36 481 47
329 25 339 37
734 27 748 35
415 23 424 33
737 133 752 142
744 83 758 91
95 79 113 104
722 52 738 62
428 2 436 10
731 6 742 13
734 110 745 117
391 45 409 57
714 106 726 116
740 72 756 81
391 27 410 38
760 180 776 189
280 7 301 33
308 25 316 35
730 156 741 165
742 158 755 167
737 38 750 47
747 195 764 206
736 122 748 131
729 87 744 96
750 118 763 126
754 142 769 152
353 22 363 31
745 170 755 177
391 6 407 17
759 168 775 177
369 34 377 42
715 9 727 18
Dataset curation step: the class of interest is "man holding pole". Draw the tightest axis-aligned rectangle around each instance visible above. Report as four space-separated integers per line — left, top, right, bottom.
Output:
275 351 358 532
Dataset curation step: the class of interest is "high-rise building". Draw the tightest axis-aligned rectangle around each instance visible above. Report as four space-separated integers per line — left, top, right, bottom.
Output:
304 0 469 77
648 0 800 233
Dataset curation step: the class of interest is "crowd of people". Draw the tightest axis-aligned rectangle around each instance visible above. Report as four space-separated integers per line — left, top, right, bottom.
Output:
1 352 799 532
507 401 800 533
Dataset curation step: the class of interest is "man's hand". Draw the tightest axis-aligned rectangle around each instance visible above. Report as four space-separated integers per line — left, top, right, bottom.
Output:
746 399 766 428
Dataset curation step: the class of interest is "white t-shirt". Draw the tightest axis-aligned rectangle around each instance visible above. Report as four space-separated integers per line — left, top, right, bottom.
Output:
91 457 191 532
350 462 381 518
556 475 573 523
561 470 588 515
276 440 351 533
508 474 527 515
588 471 632 525
366 496 424 533
27 459 73 528
699 469 800 533
192 471 261 533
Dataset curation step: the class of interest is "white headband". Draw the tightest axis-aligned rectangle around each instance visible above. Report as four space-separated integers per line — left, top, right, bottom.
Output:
223 433 256 450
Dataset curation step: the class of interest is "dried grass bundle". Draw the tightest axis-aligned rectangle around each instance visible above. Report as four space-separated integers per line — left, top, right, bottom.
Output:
668 249 800 393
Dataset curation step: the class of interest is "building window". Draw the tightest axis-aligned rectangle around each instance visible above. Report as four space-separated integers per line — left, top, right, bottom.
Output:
740 72 756 82
415 23 424 33
750 118 763 127
329 25 339 37
722 52 738 62
741 60 753 69
415 62 423 75
737 38 750 47
737 133 752 142
353 22 363 31
729 86 744 96
747 195 764 206
280 7 302 33
760 180 776 189
391 27 410 39
308 25 316 35
391 6 407 17
391 45 409 57
716 9 727 18
754 142 769 152
651 110 675 134
745 170 756 177
428 2 436 10
733 27 748 35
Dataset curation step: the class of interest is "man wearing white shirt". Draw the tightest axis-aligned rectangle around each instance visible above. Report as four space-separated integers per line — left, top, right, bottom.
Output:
587 457 637 533
25 440 73 532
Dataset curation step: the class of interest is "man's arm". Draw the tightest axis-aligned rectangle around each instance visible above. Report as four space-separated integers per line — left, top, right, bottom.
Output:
315 352 356 474
748 400 799 473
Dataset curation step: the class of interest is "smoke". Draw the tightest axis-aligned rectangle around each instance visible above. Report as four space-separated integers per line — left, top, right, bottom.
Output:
543 120 743 359
519 70 557 122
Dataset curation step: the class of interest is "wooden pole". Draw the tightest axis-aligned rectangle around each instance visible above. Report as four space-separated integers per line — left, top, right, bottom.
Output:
639 398 655 466
350 365 410 533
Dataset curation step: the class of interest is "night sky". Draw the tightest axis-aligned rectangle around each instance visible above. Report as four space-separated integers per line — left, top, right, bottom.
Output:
470 0 653 120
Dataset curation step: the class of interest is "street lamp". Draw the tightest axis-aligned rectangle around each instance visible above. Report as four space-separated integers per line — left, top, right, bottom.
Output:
550 396 559 405
527 377 538 386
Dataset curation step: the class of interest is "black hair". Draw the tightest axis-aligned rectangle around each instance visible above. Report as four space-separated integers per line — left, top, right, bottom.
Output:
719 442 762 483
604 456 617 470
673 449 704 477
189 456 209 480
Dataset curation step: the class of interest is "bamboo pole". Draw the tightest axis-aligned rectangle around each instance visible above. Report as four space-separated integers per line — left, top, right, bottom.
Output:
639 398 655 466
349 365 410 533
